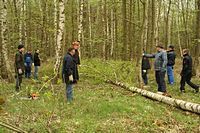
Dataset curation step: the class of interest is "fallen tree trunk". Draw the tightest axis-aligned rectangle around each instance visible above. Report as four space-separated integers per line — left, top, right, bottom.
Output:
0 121 27 133
107 80 200 114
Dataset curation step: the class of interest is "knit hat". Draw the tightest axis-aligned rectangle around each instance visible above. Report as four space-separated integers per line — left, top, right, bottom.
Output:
18 44 24 49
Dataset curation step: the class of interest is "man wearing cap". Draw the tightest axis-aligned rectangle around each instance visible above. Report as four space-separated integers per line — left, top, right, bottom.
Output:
143 45 168 94
15 44 25 91
167 45 176 84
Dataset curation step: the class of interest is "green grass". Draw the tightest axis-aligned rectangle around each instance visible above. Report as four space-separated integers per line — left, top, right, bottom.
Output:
0 59 200 132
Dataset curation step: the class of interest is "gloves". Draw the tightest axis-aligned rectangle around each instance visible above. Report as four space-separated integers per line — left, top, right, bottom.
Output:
69 75 73 82
18 69 23 74
143 70 147 73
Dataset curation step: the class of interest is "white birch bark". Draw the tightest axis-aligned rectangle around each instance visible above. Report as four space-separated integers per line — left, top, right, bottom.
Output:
54 0 65 76
107 80 200 114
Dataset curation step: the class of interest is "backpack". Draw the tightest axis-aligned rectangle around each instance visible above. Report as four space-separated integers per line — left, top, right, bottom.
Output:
25 56 31 63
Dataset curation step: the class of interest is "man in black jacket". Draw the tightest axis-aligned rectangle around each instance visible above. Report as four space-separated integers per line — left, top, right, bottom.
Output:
33 49 41 80
15 44 25 91
72 41 80 83
62 48 76 102
167 45 176 84
180 49 199 93
142 56 151 85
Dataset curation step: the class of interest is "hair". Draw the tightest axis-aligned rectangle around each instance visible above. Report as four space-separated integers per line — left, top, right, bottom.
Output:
168 45 174 49
68 47 75 52
183 49 189 54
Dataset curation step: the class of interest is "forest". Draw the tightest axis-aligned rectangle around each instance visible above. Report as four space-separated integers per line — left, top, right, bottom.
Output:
0 0 200 132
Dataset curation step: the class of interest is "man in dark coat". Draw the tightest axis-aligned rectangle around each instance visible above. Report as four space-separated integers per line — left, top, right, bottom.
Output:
167 45 176 84
72 41 81 83
143 45 168 94
33 49 41 80
142 56 151 85
62 48 76 102
180 49 199 93
15 44 25 91
24 51 33 78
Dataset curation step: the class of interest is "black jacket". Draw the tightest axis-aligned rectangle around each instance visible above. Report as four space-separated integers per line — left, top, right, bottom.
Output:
142 57 151 70
34 53 40 66
15 51 25 74
167 50 176 66
62 53 77 84
72 49 80 80
181 54 192 75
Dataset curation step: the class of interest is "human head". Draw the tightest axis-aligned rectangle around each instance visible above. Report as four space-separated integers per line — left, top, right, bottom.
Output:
68 47 75 55
168 45 174 51
183 49 189 55
35 49 39 53
156 44 164 52
72 41 80 50
18 44 24 52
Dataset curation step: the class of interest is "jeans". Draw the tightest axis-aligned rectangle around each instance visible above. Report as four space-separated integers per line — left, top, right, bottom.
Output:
180 72 199 91
34 66 39 80
167 66 174 84
142 70 148 85
155 70 166 93
66 84 73 102
25 62 32 78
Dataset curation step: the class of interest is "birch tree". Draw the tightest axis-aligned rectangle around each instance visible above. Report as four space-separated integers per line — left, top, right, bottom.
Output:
54 0 65 79
1 0 14 82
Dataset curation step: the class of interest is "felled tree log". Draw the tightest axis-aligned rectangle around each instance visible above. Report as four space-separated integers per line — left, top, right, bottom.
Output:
107 80 200 114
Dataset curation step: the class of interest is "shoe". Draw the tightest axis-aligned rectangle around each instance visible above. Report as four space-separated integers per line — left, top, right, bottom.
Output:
195 87 199 93
181 90 186 93
157 92 164 95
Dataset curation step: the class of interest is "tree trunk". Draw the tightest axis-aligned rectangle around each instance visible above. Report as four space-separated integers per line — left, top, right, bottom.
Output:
137 0 149 88
54 0 65 80
1 0 14 82
194 0 200 77
107 80 200 114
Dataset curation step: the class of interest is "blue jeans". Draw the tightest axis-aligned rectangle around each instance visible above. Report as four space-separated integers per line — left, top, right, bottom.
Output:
66 84 73 102
167 66 174 84
25 62 31 78
34 66 39 80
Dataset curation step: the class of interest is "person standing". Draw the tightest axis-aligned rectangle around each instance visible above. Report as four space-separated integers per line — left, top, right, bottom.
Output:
72 41 80 83
62 48 76 102
33 49 41 80
24 51 33 78
142 56 151 85
143 45 168 94
167 45 176 84
15 44 25 92
180 49 199 93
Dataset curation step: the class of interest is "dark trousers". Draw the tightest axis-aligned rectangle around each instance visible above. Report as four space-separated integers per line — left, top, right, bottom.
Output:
25 62 31 78
155 71 166 92
180 72 199 91
142 70 148 85
16 74 22 91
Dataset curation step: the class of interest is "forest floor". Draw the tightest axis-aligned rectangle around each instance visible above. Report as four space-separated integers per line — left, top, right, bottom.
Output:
0 59 200 133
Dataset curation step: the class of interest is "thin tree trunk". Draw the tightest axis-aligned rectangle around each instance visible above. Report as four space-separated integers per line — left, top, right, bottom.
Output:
107 80 200 114
54 0 65 80
1 0 14 82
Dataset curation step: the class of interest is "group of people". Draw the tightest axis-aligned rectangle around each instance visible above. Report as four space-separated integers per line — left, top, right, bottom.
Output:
142 44 199 95
14 41 199 102
14 45 41 91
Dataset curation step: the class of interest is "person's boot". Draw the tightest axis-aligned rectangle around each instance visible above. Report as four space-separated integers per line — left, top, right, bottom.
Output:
16 86 20 92
181 90 186 93
195 86 199 93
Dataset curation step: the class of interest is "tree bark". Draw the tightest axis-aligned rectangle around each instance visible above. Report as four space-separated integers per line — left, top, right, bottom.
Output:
107 80 200 114
54 0 65 80
1 0 14 82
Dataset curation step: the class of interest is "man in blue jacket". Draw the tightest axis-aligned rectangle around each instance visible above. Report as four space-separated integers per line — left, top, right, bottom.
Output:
167 45 176 85
24 51 33 78
143 45 168 94
62 48 76 102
